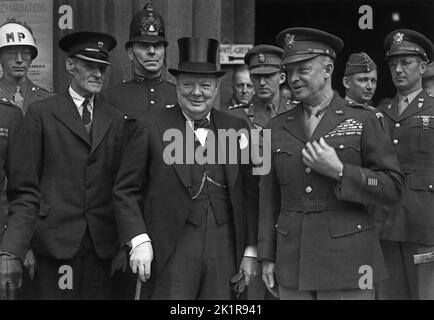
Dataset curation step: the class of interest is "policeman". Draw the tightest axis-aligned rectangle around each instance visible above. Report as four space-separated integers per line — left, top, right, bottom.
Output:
374 29 434 300
342 52 377 107
0 97 39 300
258 27 403 300
0 19 53 115
104 3 177 116
422 62 434 96
227 45 294 129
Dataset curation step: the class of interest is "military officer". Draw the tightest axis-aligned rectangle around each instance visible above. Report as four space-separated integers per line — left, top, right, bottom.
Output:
227 45 294 130
422 62 434 96
258 27 403 300
0 19 53 115
374 30 434 300
221 64 255 112
104 3 177 116
342 52 377 107
0 97 39 300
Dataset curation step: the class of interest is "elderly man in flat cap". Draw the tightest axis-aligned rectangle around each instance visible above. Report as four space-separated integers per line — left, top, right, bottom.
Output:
423 62 434 96
24 31 149 299
342 52 377 107
258 27 403 300
114 37 259 299
373 29 434 300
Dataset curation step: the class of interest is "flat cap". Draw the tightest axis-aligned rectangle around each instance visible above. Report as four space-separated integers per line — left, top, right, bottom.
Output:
276 27 344 64
244 45 283 74
344 52 377 76
384 29 433 62
59 31 117 65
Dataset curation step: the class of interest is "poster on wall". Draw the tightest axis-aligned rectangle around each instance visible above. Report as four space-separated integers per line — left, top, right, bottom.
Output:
0 0 53 91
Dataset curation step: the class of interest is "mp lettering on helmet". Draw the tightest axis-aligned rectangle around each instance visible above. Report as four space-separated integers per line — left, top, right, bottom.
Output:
5 32 26 43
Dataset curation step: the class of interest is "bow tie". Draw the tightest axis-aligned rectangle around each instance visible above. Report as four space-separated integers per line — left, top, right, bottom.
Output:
194 118 210 130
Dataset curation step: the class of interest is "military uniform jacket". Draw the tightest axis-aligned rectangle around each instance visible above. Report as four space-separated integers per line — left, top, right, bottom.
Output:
25 92 147 260
104 76 177 117
0 78 54 115
113 106 259 297
375 90 434 245
0 100 39 260
258 93 404 291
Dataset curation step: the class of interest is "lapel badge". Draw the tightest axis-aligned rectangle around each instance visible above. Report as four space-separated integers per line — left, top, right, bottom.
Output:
285 33 295 48
165 104 175 109
335 110 344 114
418 102 423 108
239 133 249 150
392 32 404 45
287 115 294 121
98 41 104 49
387 104 392 110
258 53 265 63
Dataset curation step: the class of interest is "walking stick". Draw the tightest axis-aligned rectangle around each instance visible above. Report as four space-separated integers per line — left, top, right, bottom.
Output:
134 275 142 300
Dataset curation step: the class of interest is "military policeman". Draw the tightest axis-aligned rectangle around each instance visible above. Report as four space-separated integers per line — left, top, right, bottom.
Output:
0 19 53 115
342 52 377 107
104 3 177 116
0 97 39 300
374 29 434 300
258 27 403 300
227 45 294 129
422 62 434 96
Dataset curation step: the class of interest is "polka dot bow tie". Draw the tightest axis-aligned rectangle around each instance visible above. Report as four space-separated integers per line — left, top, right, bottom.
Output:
194 118 210 130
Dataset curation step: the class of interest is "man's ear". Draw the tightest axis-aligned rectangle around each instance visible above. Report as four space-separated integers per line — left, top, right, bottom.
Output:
279 72 286 85
126 47 135 62
342 76 350 90
420 61 428 75
65 58 75 75
324 62 334 79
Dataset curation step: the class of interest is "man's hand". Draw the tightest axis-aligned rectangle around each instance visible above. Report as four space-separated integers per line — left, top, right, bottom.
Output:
302 137 344 180
239 256 259 286
0 253 23 300
130 242 153 282
262 260 279 298
110 248 127 277
23 249 36 280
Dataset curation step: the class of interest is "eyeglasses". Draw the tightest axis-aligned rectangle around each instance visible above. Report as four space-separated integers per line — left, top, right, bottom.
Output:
388 58 419 70
3 49 32 59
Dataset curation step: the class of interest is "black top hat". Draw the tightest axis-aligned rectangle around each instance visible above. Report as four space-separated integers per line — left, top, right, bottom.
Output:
168 37 225 77
59 31 117 65
125 3 168 48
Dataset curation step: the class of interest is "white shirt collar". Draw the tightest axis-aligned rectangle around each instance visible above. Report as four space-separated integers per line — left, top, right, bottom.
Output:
69 86 95 110
181 111 211 147
399 88 423 105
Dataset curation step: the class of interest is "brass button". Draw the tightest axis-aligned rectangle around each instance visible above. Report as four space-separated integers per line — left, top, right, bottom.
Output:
357 224 362 230
395 123 400 128
276 148 281 152
429 185 433 190
150 88 155 92
339 145 344 149
393 139 399 145
305 186 312 194
305 167 312 174
150 100 155 104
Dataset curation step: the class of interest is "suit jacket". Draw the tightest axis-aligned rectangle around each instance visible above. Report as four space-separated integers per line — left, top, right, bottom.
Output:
113 105 259 295
103 77 177 117
258 93 404 291
0 101 39 260
375 90 434 245
25 92 146 260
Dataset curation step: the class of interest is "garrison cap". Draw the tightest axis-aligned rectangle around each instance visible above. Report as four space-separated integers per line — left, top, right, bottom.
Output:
126 3 168 48
59 31 117 65
384 29 433 62
423 62 434 80
276 27 344 64
244 45 283 75
344 52 377 76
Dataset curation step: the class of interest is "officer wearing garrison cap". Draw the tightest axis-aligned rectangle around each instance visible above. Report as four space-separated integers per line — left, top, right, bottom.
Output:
227 45 294 129
423 62 434 96
24 31 149 299
342 52 377 107
104 3 177 116
373 29 434 300
258 27 403 300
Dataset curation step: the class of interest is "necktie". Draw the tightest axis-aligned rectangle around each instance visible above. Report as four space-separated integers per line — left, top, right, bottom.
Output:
398 96 409 115
14 86 24 108
82 99 92 134
266 103 277 119
305 106 320 138
194 118 210 130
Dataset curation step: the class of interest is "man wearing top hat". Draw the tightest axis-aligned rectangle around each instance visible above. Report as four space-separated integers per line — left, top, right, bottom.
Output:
104 3 177 116
342 52 377 107
422 62 434 96
24 31 149 299
227 45 294 130
373 30 434 300
114 37 259 299
258 27 403 300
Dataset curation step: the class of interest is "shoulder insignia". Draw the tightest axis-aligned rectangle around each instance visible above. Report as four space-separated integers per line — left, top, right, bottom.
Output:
376 112 385 130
